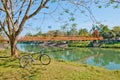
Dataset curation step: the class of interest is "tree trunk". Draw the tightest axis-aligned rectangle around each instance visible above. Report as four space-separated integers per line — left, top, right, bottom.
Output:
9 36 19 57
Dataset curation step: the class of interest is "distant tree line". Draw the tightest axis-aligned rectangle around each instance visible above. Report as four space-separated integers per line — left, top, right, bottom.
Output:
25 24 120 40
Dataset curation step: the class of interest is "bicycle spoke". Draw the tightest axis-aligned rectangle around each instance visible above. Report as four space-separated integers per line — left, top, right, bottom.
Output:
20 55 33 68
39 54 51 65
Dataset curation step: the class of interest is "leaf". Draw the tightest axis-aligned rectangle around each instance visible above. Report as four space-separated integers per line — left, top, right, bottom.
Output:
70 13 74 16
69 17 75 21
64 9 69 13
51 0 58 3
48 26 52 29
72 23 77 27
113 4 119 8
81 10 85 13
60 13 63 15
98 5 102 8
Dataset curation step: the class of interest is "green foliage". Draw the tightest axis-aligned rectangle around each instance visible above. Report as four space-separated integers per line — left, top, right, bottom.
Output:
72 23 77 27
51 0 58 3
26 23 120 40
69 17 75 21
101 42 120 48
94 0 120 9
25 32 33 36
98 5 102 8
78 28 89 36
68 41 90 47
34 31 42 36
64 9 70 13
112 26 120 37
99 24 115 39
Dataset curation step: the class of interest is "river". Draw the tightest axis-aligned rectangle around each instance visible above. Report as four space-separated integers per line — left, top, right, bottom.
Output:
17 43 120 70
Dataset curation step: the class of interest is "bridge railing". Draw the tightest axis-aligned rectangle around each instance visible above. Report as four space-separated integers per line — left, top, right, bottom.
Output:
18 36 103 42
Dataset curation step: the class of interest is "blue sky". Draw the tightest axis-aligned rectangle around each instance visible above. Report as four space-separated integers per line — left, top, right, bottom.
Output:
21 1 120 36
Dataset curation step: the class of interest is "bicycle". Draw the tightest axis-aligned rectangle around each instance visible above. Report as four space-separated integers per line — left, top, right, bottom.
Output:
19 48 51 68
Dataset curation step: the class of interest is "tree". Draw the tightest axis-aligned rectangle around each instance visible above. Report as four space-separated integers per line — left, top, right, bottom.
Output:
0 0 49 57
0 0 101 57
78 28 89 37
0 0 119 57
61 24 68 36
99 24 115 39
34 31 43 36
54 30 62 37
47 30 57 37
25 32 32 36
112 26 120 37
69 23 78 36
93 0 120 8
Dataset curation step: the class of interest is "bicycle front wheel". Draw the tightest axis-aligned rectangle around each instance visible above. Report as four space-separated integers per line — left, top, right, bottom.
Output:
20 55 34 68
39 54 51 65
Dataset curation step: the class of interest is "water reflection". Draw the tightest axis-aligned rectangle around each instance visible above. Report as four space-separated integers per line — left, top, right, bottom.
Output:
17 43 120 70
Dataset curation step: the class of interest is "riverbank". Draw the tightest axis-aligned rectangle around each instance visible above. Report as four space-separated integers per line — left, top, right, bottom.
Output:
0 50 120 80
68 41 120 48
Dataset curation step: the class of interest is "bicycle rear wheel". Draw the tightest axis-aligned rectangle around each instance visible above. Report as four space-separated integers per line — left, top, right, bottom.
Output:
20 55 34 68
39 54 51 65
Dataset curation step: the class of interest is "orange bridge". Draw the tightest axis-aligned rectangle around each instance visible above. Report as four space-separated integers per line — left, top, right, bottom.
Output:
19 36 103 42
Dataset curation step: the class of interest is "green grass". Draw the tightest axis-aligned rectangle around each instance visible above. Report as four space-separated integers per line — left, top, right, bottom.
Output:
101 42 120 48
68 41 90 47
0 49 120 80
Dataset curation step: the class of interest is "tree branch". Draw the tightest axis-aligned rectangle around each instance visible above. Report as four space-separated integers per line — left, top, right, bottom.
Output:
15 0 32 37
0 7 5 12
14 0 26 25
27 0 49 19
0 20 10 38
67 0 98 24
9 0 15 19
6 16 12 35
25 0 32 16
16 0 49 37
1 0 15 29
113 0 120 3
15 16 27 37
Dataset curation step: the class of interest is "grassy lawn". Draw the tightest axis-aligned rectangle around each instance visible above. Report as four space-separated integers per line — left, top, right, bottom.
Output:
0 49 120 80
